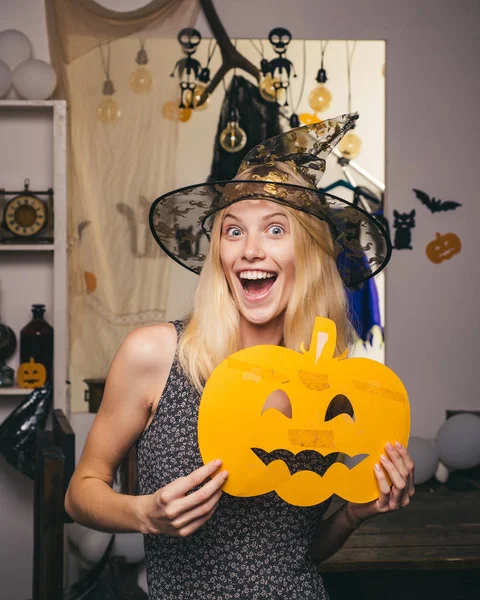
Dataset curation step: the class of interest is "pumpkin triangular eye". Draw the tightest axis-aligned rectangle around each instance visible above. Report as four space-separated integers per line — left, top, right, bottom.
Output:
325 394 355 422
261 389 292 419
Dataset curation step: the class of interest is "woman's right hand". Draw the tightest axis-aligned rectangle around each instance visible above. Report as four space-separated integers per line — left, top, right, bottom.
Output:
137 459 228 537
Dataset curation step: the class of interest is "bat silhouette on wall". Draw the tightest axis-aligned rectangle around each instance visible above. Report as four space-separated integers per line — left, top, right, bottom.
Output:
413 189 462 213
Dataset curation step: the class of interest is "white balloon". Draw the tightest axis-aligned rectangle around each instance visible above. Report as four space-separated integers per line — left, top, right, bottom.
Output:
12 59 57 100
0 59 12 98
435 460 450 483
437 413 480 470
66 522 111 566
0 29 32 70
113 533 145 564
407 436 438 484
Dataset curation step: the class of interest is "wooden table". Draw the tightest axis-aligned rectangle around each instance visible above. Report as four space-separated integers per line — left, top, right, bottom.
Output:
320 489 480 599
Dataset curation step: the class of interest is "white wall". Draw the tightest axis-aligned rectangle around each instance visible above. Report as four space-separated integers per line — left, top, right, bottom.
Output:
1 0 479 597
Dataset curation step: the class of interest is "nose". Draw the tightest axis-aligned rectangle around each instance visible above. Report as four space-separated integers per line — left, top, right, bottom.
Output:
242 232 266 261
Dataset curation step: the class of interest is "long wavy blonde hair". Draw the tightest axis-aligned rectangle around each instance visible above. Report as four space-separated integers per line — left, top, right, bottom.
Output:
178 167 355 391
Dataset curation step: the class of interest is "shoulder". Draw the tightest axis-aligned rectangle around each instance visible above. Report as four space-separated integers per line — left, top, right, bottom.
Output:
115 322 179 379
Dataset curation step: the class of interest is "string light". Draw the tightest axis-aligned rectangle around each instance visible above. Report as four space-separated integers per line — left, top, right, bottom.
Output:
338 41 362 159
97 43 121 124
129 40 153 94
308 41 332 112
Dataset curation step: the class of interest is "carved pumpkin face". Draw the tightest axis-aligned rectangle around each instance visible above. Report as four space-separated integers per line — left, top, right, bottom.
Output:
198 318 410 506
16 357 47 389
426 232 461 264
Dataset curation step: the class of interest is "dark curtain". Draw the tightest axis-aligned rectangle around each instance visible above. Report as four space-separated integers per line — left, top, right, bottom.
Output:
208 75 283 182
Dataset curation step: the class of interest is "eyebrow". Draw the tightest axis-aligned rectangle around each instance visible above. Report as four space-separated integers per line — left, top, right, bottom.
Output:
223 211 288 223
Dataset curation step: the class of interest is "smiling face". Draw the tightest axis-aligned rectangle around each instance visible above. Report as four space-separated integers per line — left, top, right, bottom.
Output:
219 200 296 330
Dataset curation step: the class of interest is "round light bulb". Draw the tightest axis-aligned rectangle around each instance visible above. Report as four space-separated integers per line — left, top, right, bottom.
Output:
161 100 192 122
338 131 362 159
219 122 247 153
259 75 284 104
299 112 321 125
129 66 153 94
185 83 210 111
97 98 121 124
308 84 332 112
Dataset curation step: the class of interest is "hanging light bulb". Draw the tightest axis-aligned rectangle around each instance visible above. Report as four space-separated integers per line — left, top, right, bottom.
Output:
338 130 362 159
308 68 332 112
97 78 121 124
219 107 247 153
259 74 284 103
129 41 153 94
161 100 192 122
289 113 300 128
97 43 120 124
185 81 210 111
299 112 321 125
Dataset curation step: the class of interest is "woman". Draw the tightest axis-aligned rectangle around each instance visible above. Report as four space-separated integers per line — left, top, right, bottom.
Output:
66 113 414 599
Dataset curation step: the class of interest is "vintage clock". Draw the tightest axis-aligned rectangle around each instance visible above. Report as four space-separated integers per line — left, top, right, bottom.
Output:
0 179 54 243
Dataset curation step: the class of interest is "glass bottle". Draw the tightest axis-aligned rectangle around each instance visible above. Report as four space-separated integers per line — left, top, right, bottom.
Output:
20 304 54 381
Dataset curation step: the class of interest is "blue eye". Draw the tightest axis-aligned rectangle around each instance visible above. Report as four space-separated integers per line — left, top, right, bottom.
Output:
226 227 242 237
268 225 284 235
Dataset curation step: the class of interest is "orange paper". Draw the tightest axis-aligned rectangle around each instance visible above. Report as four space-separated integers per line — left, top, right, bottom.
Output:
198 317 410 506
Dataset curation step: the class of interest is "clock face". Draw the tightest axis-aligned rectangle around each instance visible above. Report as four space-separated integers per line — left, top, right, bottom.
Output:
4 194 47 237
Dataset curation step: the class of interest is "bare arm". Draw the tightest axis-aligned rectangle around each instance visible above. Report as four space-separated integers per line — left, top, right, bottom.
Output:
310 442 415 564
65 323 227 536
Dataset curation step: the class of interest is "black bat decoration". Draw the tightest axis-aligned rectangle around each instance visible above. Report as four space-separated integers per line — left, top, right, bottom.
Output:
251 447 368 476
413 188 462 213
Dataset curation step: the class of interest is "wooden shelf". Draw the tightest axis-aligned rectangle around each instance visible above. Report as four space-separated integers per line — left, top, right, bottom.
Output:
0 244 54 251
0 387 32 396
0 100 66 109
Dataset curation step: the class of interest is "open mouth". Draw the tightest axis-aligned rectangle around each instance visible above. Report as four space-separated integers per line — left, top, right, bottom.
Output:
251 448 369 476
238 271 278 298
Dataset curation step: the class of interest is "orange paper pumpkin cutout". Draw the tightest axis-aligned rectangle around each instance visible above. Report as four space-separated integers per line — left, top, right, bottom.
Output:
426 232 461 264
198 317 410 507
16 357 47 389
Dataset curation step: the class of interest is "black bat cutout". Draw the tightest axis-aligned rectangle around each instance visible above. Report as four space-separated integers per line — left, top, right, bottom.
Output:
413 189 462 213
251 448 369 477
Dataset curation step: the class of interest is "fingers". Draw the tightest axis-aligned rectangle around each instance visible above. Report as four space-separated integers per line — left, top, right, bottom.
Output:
374 462 392 509
175 503 220 538
168 459 224 499
171 489 223 531
172 469 228 515
376 442 415 511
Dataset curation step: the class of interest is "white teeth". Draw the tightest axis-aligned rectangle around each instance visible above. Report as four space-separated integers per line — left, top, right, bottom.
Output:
238 271 276 280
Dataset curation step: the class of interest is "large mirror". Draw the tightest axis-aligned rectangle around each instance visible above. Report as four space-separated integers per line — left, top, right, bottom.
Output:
170 38 386 362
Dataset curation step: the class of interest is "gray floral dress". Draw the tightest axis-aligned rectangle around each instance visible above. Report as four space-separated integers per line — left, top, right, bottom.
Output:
136 321 331 599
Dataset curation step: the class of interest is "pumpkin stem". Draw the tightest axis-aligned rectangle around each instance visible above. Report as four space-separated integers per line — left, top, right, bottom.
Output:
303 317 337 364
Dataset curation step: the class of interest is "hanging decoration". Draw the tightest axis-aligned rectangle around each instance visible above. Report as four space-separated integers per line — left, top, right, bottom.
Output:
169 27 209 111
96 43 121 124
219 76 247 154
288 40 308 129
129 39 153 95
252 38 282 105
393 209 415 250
338 41 362 160
308 40 332 112
264 28 296 107
413 189 462 213
426 232 462 264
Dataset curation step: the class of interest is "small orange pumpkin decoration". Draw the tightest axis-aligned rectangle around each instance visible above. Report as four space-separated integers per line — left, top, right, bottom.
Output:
426 232 461 264
198 317 410 507
16 357 47 389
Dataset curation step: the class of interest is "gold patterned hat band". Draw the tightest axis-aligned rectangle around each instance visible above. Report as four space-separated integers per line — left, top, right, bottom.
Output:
149 113 392 288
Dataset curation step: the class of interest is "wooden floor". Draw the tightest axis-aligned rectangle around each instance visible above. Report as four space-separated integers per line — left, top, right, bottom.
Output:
320 488 480 599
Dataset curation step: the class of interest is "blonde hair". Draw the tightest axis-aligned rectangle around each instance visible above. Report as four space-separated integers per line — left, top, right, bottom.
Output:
178 168 355 391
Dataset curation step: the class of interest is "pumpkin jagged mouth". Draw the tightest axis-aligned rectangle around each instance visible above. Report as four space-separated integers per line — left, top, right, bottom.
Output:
251 448 369 476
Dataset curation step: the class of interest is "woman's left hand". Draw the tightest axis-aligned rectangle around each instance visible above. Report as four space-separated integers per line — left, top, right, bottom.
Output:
345 441 415 526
